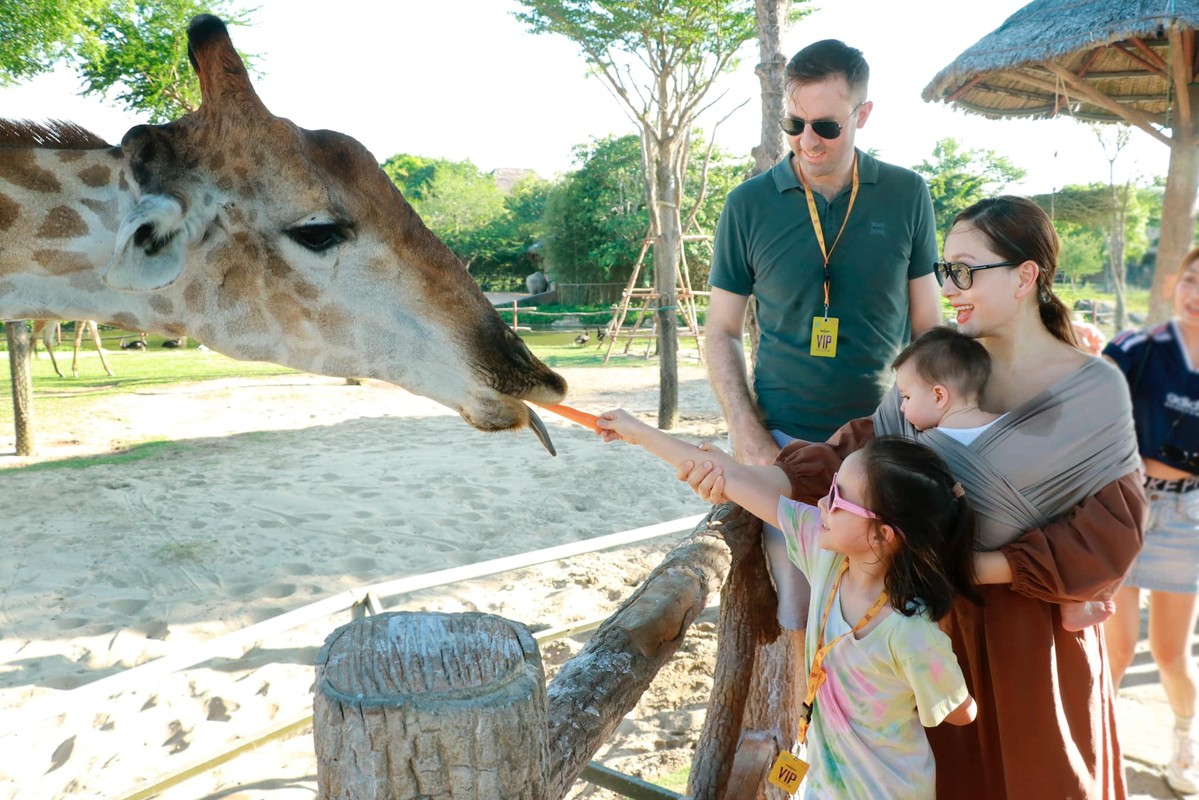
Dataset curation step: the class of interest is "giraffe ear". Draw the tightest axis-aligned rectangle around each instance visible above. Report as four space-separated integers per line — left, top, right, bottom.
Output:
105 123 221 291
103 195 191 291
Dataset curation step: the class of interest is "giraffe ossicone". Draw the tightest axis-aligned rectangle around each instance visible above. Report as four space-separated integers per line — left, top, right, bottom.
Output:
0 14 566 453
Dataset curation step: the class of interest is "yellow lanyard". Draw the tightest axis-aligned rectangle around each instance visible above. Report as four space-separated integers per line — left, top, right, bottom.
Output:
796 559 889 746
800 154 859 319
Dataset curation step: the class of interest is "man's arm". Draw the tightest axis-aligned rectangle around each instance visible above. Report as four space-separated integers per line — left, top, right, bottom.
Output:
705 287 780 466
907 272 943 337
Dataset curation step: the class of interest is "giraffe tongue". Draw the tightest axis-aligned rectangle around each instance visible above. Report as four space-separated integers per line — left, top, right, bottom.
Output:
527 406 557 457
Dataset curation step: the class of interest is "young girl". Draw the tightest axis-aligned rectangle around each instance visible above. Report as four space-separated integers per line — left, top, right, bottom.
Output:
596 413 978 799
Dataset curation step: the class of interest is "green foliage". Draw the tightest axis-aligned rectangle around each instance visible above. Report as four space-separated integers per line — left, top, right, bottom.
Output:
1034 182 1157 286
0 0 253 120
463 176 553 289
1055 223 1105 286
514 0 758 81
541 133 749 287
382 153 444 204
383 156 552 290
914 138 1026 240
542 135 650 286
0 0 107 84
414 163 507 240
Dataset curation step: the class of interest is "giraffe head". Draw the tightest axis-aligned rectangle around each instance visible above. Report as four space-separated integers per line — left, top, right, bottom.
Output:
99 15 566 451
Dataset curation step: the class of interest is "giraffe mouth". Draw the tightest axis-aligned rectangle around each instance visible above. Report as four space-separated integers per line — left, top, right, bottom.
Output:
526 407 557 457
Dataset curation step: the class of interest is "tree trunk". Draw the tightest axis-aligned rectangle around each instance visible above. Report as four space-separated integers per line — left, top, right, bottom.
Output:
544 504 751 799
652 138 684 430
1151 138 1199 323
751 0 789 177
313 611 547 800
746 0 788 372
686 507 783 800
1110 212 1127 331
6 321 35 456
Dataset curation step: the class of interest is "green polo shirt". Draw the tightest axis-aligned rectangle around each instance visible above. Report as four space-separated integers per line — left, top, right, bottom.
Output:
709 150 937 441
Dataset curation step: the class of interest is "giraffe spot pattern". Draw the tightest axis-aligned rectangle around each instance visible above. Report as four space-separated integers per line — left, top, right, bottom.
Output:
0 150 62 192
33 248 90 274
36 205 87 238
0 192 18 230
149 294 175 316
77 164 112 187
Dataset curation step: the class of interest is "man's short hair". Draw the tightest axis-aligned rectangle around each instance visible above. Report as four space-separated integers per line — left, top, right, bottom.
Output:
785 39 869 95
892 327 991 401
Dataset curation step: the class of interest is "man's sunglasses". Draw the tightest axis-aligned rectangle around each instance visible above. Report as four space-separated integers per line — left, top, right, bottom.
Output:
779 102 863 140
933 260 1023 291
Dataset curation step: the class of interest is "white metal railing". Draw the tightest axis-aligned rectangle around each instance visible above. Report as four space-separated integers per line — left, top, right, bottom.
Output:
3 514 707 742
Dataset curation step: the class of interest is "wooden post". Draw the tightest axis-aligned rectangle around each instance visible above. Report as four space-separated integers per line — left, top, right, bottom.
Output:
512 301 519 332
314 611 547 800
6 321 35 456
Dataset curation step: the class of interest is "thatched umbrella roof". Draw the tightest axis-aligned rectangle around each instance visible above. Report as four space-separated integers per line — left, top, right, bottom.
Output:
923 0 1199 321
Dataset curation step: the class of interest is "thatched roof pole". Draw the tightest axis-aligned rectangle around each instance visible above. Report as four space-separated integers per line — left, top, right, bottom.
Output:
923 0 1199 322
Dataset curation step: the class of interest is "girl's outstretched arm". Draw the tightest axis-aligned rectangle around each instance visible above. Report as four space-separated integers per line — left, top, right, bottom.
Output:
596 409 790 526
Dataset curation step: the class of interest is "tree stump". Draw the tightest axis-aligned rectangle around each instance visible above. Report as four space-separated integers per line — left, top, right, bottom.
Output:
6 321 35 456
314 611 547 800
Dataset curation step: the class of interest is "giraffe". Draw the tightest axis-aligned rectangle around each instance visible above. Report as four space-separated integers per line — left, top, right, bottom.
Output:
30 319 114 377
0 15 565 452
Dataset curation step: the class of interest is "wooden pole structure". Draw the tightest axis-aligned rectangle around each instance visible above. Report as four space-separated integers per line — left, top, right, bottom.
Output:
314 611 547 800
5 321 35 456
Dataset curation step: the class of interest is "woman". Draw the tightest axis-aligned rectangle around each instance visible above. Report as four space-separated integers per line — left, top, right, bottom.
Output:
1104 248 1199 794
683 196 1145 798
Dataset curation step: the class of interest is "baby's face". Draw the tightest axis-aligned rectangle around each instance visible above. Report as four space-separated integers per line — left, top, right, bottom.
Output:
895 362 943 431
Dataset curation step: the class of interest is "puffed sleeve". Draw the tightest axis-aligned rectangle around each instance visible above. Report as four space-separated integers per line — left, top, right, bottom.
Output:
1001 471 1146 603
775 417 876 504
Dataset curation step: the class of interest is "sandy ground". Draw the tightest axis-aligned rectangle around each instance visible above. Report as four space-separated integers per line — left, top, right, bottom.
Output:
0 355 1186 799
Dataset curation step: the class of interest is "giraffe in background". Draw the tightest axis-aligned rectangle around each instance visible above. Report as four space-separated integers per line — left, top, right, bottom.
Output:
0 15 565 451
30 320 114 377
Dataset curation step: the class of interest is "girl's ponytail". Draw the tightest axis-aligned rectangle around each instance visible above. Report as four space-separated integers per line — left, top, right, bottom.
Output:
861 437 981 621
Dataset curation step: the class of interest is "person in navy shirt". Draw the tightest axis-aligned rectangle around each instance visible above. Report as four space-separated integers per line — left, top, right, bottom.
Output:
1104 247 1199 794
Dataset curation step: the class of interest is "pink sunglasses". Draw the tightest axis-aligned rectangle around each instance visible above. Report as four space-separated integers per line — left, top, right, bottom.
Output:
828 472 880 519
827 473 907 540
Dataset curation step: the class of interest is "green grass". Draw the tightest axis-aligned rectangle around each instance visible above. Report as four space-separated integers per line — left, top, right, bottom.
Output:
653 764 690 793
522 330 701 369
10 439 186 471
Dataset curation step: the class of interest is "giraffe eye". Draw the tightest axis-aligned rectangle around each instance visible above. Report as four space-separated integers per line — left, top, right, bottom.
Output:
287 222 347 252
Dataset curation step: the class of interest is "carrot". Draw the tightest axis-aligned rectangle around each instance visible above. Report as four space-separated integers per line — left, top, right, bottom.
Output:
534 402 601 432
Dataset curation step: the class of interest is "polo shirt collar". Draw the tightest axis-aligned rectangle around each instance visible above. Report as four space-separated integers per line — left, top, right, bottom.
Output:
771 148 881 194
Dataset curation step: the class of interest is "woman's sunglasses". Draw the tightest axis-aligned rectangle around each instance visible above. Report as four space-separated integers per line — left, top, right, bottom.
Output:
779 102 862 140
933 260 1023 291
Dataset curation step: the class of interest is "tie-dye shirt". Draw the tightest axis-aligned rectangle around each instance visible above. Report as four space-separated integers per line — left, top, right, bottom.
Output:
778 498 969 800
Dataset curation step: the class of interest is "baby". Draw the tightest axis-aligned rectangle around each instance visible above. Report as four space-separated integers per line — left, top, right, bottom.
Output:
893 327 1113 632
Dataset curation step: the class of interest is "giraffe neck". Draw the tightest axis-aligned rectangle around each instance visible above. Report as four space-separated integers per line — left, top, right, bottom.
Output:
0 146 182 336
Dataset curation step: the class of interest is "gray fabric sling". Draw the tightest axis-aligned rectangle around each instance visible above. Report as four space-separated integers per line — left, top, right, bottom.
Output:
873 358 1140 549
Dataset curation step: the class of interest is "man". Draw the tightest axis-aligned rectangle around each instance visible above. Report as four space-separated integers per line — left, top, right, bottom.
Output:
706 39 941 629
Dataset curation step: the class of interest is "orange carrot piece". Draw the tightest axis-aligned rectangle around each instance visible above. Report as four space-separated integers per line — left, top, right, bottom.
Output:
535 402 601 431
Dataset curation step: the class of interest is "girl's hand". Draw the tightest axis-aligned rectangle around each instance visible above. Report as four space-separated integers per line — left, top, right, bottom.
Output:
676 441 729 503
595 409 640 444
